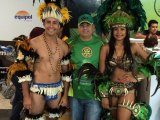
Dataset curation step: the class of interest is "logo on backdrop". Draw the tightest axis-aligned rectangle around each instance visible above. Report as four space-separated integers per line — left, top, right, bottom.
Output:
15 10 32 20
154 0 160 17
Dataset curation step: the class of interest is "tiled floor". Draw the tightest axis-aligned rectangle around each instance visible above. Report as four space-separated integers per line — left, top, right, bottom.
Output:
59 112 71 120
0 84 12 109
0 84 12 119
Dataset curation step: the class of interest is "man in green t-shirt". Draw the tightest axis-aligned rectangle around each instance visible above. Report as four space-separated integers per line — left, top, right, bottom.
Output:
68 14 103 120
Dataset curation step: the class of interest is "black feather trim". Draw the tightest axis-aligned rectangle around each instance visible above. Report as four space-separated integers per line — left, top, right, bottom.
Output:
15 70 33 77
77 63 98 80
152 78 160 96
44 0 61 7
62 52 71 60
61 70 72 76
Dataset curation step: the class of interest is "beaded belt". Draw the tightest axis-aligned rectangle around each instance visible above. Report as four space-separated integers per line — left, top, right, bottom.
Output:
109 82 136 96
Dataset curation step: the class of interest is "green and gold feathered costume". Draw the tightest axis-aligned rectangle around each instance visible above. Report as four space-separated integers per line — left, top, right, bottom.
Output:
94 1 159 120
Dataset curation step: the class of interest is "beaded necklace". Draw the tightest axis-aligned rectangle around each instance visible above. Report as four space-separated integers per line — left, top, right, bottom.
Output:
43 33 61 74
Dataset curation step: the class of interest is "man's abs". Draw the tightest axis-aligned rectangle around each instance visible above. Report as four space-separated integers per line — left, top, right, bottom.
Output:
33 59 61 83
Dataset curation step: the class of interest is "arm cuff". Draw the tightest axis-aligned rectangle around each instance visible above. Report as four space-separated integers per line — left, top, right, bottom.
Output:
18 74 32 83
61 75 72 82
61 59 70 65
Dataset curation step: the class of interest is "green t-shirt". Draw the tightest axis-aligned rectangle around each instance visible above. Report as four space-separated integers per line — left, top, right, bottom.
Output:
69 35 104 99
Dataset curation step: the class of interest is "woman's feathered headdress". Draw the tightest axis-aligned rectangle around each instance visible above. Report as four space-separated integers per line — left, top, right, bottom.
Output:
103 8 135 29
94 0 147 34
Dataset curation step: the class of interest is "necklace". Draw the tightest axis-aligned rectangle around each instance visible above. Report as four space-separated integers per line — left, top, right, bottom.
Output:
43 33 61 74
114 49 124 63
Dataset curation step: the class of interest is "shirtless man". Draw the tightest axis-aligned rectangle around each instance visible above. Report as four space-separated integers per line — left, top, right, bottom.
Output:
17 3 71 120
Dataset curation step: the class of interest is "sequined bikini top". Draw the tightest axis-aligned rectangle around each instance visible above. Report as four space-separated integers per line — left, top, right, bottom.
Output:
108 55 133 72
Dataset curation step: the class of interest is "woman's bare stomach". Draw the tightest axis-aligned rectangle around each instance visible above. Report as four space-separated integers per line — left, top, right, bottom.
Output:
111 68 133 83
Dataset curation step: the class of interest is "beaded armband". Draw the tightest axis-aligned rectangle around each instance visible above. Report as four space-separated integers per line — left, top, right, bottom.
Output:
98 81 111 98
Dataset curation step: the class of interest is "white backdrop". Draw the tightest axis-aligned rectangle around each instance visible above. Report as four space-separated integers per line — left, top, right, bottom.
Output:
150 75 160 120
0 0 43 41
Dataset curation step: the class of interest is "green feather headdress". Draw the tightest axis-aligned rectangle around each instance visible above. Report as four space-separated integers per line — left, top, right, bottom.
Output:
94 0 147 34
103 8 135 29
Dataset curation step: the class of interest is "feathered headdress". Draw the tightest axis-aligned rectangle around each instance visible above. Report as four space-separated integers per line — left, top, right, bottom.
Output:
94 0 147 34
103 8 135 29
33 0 61 6
37 2 71 24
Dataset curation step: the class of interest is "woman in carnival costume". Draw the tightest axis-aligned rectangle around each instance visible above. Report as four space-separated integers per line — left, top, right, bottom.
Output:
95 0 160 120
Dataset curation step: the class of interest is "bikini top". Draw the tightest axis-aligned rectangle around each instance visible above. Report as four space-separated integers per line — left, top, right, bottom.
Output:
107 55 133 72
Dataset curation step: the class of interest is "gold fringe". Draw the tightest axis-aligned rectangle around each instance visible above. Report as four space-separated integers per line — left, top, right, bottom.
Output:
62 36 68 41
60 7 71 24
37 3 47 20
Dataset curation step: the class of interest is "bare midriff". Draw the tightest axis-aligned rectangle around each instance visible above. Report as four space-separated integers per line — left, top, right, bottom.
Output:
110 67 133 83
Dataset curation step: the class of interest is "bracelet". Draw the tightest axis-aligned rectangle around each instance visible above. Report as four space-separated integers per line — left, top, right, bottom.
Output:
134 75 144 82
100 91 109 98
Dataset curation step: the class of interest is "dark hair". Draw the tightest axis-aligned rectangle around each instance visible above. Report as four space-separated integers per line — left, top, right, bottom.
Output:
29 27 45 39
13 35 27 42
148 20 158 27
144 35 158 48
59 23 70 39
107 27 133 64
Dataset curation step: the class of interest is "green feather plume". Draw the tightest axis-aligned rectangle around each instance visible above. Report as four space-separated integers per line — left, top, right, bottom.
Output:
133 103 152 120
136 52 160 96
103 9 135 30
94 0 147 34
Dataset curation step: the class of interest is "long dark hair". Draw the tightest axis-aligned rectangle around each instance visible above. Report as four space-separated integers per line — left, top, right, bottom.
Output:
107 27 133 63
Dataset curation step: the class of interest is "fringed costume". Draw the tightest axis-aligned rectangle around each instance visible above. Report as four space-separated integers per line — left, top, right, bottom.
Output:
21 1 72 120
